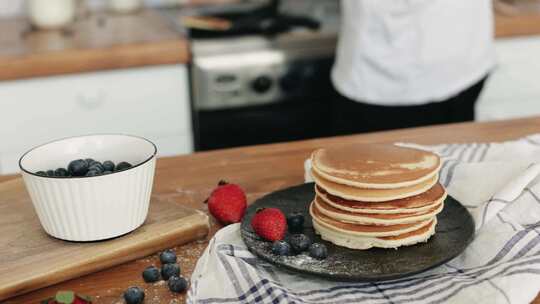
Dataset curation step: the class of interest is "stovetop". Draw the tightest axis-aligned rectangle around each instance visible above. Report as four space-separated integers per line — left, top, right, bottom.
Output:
158 0 340 43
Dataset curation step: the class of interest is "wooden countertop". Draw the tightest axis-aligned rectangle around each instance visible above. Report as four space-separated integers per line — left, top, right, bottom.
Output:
495 11 540 38
0 9 190 81
2 116 540 303
0 5 539 82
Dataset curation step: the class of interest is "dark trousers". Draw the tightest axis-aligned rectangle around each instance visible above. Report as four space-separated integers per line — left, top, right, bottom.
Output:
332 77 487 135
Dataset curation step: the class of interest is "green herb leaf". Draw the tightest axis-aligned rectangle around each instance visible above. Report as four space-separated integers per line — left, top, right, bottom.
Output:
76 293 93 302
55 290 75 304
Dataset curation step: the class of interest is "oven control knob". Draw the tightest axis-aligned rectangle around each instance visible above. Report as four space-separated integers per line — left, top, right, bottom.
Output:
251 76 273 94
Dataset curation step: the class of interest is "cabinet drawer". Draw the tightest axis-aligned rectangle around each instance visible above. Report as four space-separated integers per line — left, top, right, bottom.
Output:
0 65 192 165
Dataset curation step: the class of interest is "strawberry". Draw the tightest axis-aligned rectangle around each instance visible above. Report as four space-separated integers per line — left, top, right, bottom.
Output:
73 297 90 304
250 208 287 241
207 181 247 225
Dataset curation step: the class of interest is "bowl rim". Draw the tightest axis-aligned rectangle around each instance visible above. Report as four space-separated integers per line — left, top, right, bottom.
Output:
19 133 158 179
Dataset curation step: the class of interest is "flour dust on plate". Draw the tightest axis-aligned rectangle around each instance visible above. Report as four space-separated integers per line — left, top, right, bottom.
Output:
241 183 474 281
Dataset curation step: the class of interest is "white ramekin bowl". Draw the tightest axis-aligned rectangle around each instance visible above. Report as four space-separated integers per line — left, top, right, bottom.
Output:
19 134 157 241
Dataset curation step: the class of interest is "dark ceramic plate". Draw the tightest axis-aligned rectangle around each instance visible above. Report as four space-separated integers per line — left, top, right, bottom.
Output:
241 183 475 281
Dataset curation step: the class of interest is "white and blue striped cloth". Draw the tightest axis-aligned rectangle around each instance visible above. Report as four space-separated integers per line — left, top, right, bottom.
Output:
188 135 540 304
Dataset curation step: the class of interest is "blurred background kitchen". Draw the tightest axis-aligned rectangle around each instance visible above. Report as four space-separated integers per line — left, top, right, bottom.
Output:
0 0 539 175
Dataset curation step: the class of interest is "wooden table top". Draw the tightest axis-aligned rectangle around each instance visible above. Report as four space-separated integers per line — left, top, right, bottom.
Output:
0 9 189 81
3 116 540 303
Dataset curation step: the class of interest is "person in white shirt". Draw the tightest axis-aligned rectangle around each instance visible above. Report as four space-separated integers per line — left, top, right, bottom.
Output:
331 0 495 134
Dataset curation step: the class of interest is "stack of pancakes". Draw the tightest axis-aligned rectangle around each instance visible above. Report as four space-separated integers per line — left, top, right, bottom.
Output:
309 144 446 250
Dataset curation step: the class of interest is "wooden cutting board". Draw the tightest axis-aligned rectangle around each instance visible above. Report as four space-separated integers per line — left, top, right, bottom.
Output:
0 178 209 301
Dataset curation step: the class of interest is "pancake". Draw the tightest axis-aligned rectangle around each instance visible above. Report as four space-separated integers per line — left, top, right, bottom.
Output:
311 144 441 189
313 218 436 250
313 195 443 226
311 169 438 202
315 183 447 214
309 202 433 237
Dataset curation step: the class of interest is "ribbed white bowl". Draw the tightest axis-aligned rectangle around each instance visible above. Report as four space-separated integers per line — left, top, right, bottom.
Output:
19 134 157 241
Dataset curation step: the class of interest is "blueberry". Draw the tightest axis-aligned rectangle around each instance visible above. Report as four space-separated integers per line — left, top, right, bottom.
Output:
116 161 132 171
168 276 188 293
271 240 291 256
84 158 95 165
85 170 99 177
289 234 311 253
68 159 89 176
45 170 55 177
103 160 115 172
160 249 177 264
142 265 161 283
287 212 305 233
161 263 180 280
36 171 47 176
88 163 104 173
103 170 112 175
309 243 328 260
123 286 145 304
54 168 68 177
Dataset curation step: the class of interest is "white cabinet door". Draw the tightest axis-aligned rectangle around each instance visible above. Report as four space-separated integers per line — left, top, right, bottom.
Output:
0 64 193 174
477 36 540 121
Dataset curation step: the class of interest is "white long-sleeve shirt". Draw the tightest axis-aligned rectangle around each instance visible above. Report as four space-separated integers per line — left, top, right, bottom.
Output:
331 0 495 105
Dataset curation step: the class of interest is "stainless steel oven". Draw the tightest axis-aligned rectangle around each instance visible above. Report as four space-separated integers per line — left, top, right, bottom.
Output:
185 0 340 151
191 36 337 150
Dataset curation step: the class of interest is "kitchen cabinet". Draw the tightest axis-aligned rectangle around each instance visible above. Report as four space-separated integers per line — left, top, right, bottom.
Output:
476 36 540 121
0 64 192 174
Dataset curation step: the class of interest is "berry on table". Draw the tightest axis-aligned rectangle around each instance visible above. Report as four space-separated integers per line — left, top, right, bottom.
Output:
168 276 188 293
287 212 305 233
271 240 291 256
289 234 311 253
159 249 177 264
142 266 161 283
68 159 89 176
309 243 328 260
251 208 287 241
161 263 180 280
116 161 132 171
207 181 247 225
123 286 145 304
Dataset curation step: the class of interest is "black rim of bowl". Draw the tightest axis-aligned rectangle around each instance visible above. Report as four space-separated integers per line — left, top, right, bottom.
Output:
18 133 158 179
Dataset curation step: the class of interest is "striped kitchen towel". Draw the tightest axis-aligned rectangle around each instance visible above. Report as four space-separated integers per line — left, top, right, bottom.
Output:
187 134 540 304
